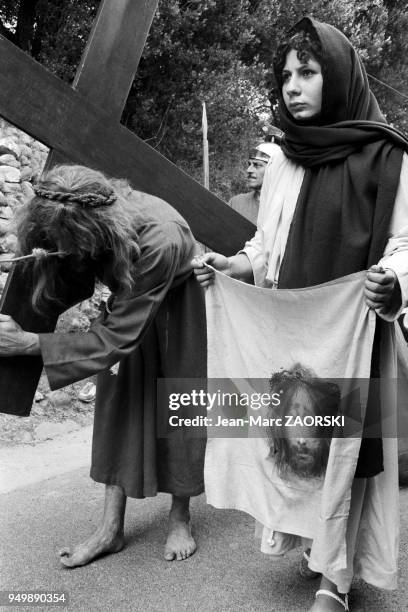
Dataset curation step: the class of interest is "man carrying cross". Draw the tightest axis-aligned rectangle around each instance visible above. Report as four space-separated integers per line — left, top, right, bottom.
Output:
0 163 207 565
0 0 252 567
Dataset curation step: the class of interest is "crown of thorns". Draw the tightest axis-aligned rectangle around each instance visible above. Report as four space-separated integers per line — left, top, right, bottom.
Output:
33 186 117 207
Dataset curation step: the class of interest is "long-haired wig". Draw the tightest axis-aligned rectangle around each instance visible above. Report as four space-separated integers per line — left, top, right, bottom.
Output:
15 165 140 313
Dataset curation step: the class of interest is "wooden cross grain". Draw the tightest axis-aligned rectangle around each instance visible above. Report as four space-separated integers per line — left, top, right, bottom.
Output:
0 0 255 416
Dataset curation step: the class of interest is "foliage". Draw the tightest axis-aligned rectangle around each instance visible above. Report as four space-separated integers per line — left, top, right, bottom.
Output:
124 0 268 197
0 0 406 199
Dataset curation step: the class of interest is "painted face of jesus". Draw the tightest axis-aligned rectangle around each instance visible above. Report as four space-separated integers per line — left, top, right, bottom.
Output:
282 49 323 120
284 387 324 476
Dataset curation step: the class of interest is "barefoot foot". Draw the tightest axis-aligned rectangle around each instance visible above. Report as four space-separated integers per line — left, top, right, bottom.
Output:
164 518 196 561
59 526 125 568
164 497 196 561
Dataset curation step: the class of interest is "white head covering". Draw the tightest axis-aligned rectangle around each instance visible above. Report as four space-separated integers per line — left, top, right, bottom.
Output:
249 142 281 163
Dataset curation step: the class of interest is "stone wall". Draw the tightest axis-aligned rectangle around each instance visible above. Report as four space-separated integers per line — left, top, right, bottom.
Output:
0 119 102 441
0 118 49 291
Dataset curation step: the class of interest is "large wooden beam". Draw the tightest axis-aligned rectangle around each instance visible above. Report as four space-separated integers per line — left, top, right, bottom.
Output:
74 0 158 121
0 17 255 416
0 0 166 416
0 35 254 253
0 263 95 416
46 0 158 170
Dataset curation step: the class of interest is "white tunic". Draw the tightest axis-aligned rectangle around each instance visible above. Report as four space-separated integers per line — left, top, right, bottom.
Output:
242 150 408 320
239 150 408 591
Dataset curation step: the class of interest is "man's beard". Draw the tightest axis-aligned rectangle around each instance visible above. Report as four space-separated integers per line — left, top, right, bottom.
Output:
271 438 331 479
288 443 329 478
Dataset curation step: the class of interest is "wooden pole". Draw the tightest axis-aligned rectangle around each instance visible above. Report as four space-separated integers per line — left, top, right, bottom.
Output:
202 101 209 190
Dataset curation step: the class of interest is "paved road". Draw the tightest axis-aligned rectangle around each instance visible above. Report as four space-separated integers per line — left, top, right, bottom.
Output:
1 440 407 611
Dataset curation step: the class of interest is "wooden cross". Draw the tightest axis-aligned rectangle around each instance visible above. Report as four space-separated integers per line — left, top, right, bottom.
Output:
0 0 254 416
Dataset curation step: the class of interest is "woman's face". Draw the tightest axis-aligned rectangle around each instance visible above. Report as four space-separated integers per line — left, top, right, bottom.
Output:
282 48 323 120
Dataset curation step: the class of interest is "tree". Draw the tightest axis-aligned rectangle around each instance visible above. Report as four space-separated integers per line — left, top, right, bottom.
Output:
123 0 268 196
0 1 99 80
0 0 407 198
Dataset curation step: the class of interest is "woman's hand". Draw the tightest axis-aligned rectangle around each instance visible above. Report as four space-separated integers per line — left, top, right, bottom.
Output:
192 253 231 288
364 265 400 313
0 314 40 356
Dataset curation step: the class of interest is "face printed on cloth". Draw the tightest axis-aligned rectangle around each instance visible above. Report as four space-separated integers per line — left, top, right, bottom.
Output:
267 365 341 479
284 386 324 475
282 49 323 120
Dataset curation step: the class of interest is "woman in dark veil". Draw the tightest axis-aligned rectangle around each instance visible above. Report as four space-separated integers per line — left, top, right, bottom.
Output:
195 17 408 612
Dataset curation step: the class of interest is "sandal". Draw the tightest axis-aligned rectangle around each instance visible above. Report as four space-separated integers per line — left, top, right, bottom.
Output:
299 548 321 580
315 589 349 611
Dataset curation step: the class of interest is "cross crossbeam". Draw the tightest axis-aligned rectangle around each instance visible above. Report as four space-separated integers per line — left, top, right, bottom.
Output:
0 0 254 416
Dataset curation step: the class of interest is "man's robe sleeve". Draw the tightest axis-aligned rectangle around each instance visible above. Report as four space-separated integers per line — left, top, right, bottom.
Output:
39 225 186 390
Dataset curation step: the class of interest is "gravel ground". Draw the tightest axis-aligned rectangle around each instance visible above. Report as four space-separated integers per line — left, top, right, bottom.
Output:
0 377 95 447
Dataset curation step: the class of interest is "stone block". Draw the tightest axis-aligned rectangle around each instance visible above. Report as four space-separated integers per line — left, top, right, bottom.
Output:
21 181 35 200
0 166 21 183
4 196 20 209
20 155 31 166
20 166 33 181
34 390 45 402
48 390 72 408
3 233 18 252
37 142 49 153
0 218 10 235
19 132 32 145
0 138 20 158
19 144 32 157
5 127 21 138
0 154 20 168
2 182 21 194
0 206 13 219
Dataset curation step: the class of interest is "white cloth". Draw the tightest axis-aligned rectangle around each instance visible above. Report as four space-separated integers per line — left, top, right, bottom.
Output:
205 269 399 590
207 149 407 590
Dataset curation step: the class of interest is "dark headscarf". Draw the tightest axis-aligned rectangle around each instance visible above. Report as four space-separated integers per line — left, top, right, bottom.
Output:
277 17 408 289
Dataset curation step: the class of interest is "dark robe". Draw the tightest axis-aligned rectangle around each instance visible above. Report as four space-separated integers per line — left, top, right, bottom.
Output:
39 192 206 498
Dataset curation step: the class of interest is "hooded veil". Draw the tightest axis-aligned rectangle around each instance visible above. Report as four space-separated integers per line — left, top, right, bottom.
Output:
275 17 408 289
274 18 408 478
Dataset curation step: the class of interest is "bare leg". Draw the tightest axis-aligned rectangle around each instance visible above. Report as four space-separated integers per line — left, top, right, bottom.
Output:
164 495 196 561
309 576 349 611
59 484 126 568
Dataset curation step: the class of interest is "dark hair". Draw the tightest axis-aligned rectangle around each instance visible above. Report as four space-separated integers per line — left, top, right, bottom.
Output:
274 30 323 90
15 165 141 313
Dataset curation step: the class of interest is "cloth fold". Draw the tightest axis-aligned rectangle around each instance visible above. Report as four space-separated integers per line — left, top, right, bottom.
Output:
205 269 398 589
